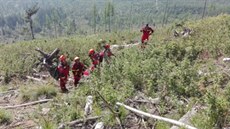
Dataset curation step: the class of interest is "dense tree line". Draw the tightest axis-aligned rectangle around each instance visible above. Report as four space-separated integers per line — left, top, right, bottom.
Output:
0 0 230 42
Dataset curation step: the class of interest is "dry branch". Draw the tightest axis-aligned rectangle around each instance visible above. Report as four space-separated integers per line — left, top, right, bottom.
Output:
96 91 124 129
116 102 197 129
0 90 17 97
133 97 160 104
26 76 47 83
0 99 53 109
170 107 197 129
58 116 101 128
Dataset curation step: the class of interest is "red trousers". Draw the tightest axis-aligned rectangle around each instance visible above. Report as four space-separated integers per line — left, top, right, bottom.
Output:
60 78 67 91
74 75 81 86
141 35 149 43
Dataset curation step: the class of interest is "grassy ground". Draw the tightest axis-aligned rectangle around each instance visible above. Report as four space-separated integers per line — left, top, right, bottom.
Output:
0 14 230 128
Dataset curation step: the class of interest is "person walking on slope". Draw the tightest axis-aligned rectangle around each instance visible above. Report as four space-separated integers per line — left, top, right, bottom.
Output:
140 24 154 48
72 56 86 87
101 44 115 64
57 55 70 93
88 49 102 71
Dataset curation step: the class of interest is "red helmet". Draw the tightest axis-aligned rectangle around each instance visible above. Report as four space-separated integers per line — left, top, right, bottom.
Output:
89 49 95 55
59 55 66 62
104 44 110 49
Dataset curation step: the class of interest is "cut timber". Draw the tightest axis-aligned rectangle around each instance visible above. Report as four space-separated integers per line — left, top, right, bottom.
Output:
170 107 197 129
0 99 53 109
116 102 197 129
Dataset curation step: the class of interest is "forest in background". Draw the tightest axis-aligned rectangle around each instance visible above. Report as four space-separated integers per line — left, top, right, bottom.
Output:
0 0 230 43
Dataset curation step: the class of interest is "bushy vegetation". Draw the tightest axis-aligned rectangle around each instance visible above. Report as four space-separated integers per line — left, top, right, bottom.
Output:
0 0 230 43
0 31 139 78
20 84 57 102
0 109 12 125
1 14 230 128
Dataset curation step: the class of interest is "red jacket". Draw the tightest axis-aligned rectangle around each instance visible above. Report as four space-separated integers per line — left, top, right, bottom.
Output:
89 53 100 65
105 49 113 57
72 62 85 76
57 63 69 80
141 26 154 41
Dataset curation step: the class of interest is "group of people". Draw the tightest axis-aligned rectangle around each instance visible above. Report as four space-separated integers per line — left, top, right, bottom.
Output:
46 24 154 93
55 43 115 92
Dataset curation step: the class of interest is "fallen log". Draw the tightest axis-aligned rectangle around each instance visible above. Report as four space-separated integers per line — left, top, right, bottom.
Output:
116 102 197 129
111 43 139 51
170 107 197 129
26 76 47 83
0 99 53 109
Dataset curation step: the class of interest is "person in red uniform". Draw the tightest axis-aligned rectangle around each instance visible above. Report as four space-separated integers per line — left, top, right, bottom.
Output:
102 44 115 64
140 24 154 48
57 55 69 93
88 49 101 71
72 56 86 87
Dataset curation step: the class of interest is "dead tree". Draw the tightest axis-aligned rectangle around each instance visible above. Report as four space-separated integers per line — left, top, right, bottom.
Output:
25 3 39 40
35 48 60 80
35 47 60 65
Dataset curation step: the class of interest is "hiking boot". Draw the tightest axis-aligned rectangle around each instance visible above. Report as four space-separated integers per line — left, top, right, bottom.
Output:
61 88 69 93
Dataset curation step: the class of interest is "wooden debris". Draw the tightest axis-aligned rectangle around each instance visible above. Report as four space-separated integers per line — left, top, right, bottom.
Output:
170 107 197 129
133 97 160 104
58 116 101 128
26 76 47 83
94 122 104 129
116 102 197 129
0 99 53 109
0 90 17 97
111 43 139 51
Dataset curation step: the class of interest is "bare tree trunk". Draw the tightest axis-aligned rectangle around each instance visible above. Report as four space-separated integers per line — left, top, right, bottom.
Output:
54 23 57 38
202 0 208 19
30 20 35 40
109 14 111 33
156 0 159 11
162 0 169 27
129 2 133 32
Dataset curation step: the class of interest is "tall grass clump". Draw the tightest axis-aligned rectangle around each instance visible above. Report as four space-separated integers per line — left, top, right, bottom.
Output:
20 84 57 102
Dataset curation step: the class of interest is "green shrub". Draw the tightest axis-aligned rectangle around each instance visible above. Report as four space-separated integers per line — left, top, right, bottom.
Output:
39 116 57 129
20 84 57 102
0 109 12 125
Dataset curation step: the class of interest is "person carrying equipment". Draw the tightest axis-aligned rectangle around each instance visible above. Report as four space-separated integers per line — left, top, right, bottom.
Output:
140 24 154 48
72 56 86 87
57 55 69 93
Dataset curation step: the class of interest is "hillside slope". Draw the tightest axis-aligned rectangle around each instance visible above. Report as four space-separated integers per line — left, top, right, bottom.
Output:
0 15 230 129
